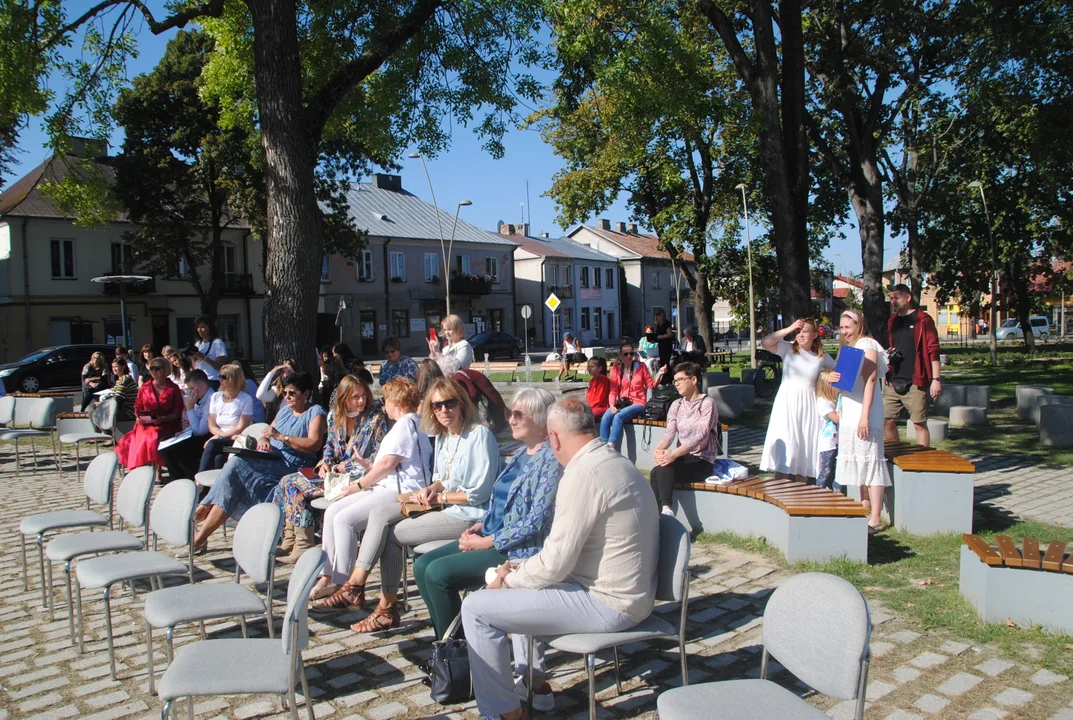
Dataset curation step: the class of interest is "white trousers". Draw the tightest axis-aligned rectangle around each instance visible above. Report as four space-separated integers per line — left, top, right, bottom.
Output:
320 489 400 584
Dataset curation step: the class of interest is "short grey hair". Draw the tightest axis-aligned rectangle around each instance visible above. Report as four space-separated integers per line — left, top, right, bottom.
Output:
511 388 556 427
548 397 596 435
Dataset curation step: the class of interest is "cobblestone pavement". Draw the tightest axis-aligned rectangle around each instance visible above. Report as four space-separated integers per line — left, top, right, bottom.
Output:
2 449 1073 720
726 428 1073 529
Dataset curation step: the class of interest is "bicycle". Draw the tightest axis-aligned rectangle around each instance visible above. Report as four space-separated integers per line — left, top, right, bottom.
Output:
752 348 783 399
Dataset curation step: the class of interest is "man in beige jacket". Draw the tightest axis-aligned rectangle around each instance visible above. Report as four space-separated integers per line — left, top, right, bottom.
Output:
462 397 659 719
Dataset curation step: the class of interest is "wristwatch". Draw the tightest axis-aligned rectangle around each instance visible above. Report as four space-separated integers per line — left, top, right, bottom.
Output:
283 435 290 444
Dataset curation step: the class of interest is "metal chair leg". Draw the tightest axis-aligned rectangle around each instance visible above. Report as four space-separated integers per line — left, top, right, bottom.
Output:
613 645 623 695
20 534 28 590
46 557 55 620
239 615 248 639
52 433 59 471
75 443 82 484
65 563 76 643
37 533 47 608
586 653 597 720
186 697 194 720
166 627 174 663
527 635 535 714
76 581 85 653
160 699 171 720
103 586 117 679
300 665 315 720
14 440 21 480
146 620 155 695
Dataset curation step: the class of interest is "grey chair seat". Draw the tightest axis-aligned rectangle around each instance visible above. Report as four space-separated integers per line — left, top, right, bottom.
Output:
145 583 266 628
545 615 676 654
414 539 455 555
20 510 107 535
157 638 291 700
657 679 830 719
59 432 112 444
46 531 143 562
195 470 221 487
76 551 188 589
1 429 52 440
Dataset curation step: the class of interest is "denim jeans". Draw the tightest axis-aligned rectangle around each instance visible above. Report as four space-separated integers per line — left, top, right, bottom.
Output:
599 403 645 450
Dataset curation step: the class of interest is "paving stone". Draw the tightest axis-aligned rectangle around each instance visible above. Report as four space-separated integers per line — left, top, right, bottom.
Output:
975 659 1015 677
367 702 408 720
745 566 774 579
871 612 895 625
893 666 921 684
937 672 984 697
913 694 950 714
18 692 64 713
690 607 727 623
1031 669 1069 686
967 709 1007 720
909 652 948 669
939 641 972 656
867 681 897 700
884 712 924 720
827 699 871 720
993 688 1034 707
870 641 895 658
1048 711 1073 720
887 631 922 644
23 706 79 720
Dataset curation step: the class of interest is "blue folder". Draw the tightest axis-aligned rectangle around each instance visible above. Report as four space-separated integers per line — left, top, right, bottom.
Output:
832 346 865 392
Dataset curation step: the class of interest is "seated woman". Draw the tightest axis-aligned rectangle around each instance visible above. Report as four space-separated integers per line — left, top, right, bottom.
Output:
272 375 387 564
162 346 192 389
378 337 418 386
109 357 139 421
310 378 432 600
650 362 720 514
415 359 444 401
236 358 267 423
415 388 561 646
116 358 184 469
427 314 474 375
679 327 708 366
81 352 110 411
199 363 254 473
256 358 298 421
313 378 499 634
137 344 156 387
193 371 326 550
599 341 666 451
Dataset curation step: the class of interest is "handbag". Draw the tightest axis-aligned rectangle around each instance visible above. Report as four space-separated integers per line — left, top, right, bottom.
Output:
644 387 680 422
323 471 350 503
890 377 912 395
421 612 472 704
232 434 258 450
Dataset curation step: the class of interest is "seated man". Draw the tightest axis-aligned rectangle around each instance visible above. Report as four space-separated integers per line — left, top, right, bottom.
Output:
462 397 659 720
159 369 214 482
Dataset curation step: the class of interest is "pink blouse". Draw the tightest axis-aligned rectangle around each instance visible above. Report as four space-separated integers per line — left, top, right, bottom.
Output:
666 395 720 462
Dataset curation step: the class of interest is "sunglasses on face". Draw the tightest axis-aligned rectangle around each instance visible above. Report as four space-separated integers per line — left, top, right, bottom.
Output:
509 410 530 421
622 351 635 357
431 398 460 412
281 389 300 398
150 366 168 373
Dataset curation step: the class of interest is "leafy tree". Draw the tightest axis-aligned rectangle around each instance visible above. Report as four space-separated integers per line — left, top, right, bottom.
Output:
0 0 542 369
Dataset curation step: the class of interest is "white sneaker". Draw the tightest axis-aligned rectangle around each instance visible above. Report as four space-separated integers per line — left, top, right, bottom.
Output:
661 506 675 516
514 675 555 711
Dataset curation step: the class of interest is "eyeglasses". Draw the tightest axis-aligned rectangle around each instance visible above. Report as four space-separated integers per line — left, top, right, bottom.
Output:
281 389 300 398
672 376 692 385
431 398 460 412
622 351 635 356
509 410 530 421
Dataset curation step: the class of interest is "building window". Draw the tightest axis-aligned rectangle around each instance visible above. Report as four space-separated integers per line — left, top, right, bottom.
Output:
357 250 374 281
653 271 662 289
456 254 471 275
391 309 409 337
320 255 331 283
177 255 188 279
551 264 560 285
390 251 406 282
605 268 614 289
424 253 439 282
563 310 573 330
110 242 134 274
686 306 696 327
580 266 590 288
938 304 959 326
223 244 237 274
50 239 75 278
606 311 616 338
485 257 498 282
580 307 591 330
593 267 602 288
593 307 602 339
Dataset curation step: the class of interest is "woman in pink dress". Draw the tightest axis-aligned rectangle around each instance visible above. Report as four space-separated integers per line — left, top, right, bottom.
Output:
116 358 185 470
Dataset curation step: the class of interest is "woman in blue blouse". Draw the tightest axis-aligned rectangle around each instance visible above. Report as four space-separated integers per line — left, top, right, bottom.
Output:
193 371 327 550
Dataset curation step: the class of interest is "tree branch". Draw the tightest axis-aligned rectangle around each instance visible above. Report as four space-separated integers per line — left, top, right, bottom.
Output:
694 0 757 89
43 0 224 49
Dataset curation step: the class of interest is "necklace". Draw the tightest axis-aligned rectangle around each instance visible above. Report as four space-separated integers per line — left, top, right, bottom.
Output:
441 432 465 486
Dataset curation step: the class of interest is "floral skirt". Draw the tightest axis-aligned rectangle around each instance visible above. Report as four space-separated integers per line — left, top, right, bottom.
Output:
272 472 323 528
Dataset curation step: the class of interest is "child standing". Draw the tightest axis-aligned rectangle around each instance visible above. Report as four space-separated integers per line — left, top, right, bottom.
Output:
586 357 610 424
815 368 842 493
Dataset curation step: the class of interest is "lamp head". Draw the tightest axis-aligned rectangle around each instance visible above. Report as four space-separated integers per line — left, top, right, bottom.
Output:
407 152 421 159
458 200 473 207
734 183 747 191
968 180 983 189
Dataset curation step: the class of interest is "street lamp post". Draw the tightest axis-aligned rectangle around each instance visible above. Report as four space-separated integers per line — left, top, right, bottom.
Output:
968 181 998 366
735 183 758 368
446 200 473 315
408 152 464 317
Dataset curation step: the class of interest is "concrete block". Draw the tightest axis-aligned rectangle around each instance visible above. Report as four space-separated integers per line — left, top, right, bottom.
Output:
949 406 988 427
704 371 732 387
1033 395 1073 425
933 384 967 416
1017 384 1054 420
905 418 949 442
960 546 1073 635
740 368 756 384
708 386 742 419
963 385 991 409
1039 404 1073 447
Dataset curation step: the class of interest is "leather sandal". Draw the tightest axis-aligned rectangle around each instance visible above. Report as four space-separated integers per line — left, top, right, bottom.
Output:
350 603 400 633
311 583 366 612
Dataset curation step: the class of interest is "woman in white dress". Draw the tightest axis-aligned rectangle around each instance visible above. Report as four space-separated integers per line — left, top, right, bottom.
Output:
428 314 474 375
759 319 834 481
830 309 889 534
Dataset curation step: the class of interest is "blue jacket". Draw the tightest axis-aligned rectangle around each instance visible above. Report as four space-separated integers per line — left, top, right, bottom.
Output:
487 441 563 560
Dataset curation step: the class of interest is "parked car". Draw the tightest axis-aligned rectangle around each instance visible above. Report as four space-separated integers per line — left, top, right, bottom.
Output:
0 344 117 393
994 316 1051 343
468 332 524 360
818 324 836 339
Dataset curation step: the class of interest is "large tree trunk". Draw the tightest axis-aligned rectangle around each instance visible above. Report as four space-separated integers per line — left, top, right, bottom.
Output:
848 154 888 345
1009 257 1036 353
249 0 323 372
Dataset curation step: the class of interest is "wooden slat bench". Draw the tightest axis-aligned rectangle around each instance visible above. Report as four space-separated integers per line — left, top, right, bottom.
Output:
959 533 1073 634
624 417 729 471
881 441 976 535
704 350 734 367
670 476 868 563
478 361 521 379
538 360 584 381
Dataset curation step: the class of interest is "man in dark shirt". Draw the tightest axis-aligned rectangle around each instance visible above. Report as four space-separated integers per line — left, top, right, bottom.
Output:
654 310 675 383
883 284 943 446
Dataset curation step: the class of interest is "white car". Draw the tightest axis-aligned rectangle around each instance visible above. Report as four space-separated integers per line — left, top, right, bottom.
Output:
994 316 1051 342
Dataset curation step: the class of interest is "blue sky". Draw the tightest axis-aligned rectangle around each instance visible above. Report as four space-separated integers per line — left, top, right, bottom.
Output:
2 14 886 276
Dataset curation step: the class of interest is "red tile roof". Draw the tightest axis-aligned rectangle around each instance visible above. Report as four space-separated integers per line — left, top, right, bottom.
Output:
576 225 694 261
833 288 852 298
835 274 863 288
508 235 569 258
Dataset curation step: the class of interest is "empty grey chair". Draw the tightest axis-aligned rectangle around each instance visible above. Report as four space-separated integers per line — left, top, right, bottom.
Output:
75 479 199 680
527 513 692 719
57 411 114 481
158 547 326 720
657 572 871 720
0 397 58 477
18 451 121 607
45 465 157 641
143 502 283 695
0 395 15 426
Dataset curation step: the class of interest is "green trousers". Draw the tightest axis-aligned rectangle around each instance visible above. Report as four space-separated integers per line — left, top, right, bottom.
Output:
413 540 507 640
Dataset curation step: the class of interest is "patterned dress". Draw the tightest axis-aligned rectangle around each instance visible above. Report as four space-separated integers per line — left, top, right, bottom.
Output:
377 355 419 386
271 408 388 527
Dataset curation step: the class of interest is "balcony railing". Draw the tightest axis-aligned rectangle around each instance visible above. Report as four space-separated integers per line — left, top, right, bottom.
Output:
548 284 574 299
221 273 254 295
452 274 493 296
101 276 155 295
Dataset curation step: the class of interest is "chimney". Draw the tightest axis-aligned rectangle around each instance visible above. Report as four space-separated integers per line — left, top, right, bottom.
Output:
540 232 550 239
599 219 611 231
499 224 514 236
628 223 638 234
371 173 402 192
69 137 108 159
615 221 627 233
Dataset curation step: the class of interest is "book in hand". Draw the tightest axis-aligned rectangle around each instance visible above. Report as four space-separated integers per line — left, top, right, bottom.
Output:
157 428 193 451
832 345 865 392
223 445 282 460
396 492 443 518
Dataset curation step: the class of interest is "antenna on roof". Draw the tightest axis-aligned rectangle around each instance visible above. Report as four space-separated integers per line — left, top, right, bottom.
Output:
526 180 532 227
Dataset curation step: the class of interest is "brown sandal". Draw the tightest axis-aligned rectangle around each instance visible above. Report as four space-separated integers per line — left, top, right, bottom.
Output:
311 583 366 612
350 603 400 633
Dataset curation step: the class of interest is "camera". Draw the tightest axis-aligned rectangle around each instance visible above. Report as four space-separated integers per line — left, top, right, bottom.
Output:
888 348 904 365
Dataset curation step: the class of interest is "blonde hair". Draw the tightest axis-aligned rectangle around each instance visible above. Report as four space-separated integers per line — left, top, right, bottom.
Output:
441 314 464 338
791 318 824 356
218 363 246 400
839 310 872 347
420 377 479 436
816 368 839 403
332 375 373 429
89 351 107 369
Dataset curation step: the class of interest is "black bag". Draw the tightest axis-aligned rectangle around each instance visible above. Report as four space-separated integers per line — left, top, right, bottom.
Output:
644 387 680 421
614 396 633 411
421 614 472 705
890 377 912 395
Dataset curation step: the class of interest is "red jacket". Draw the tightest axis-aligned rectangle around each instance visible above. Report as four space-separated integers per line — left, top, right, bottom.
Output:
609 361 656 407
587 374 610 415
886 311 940 389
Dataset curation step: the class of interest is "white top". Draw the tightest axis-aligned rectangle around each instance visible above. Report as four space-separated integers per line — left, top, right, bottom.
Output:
436 340 474 375
256 367 283 403
209 391 254 433
564 338 580 354
434 424 499 521
372 413 433 494
195 338 228 380
816 398 838 453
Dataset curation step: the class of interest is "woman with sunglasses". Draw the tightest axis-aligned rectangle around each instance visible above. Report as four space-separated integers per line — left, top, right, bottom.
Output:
378 337 418 386
198 363 254 472
272 375 388 564
314 378 498 633
193 371 327 550
600 341 666 451
115 358 185 471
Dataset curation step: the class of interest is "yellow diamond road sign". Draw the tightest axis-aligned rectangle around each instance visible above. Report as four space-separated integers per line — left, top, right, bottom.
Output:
545 293 561 312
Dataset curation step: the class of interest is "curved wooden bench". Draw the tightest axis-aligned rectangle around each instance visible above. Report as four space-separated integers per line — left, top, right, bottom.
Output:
538 360 584 381
670 477 868 563
882 441 976 535
624 417 730 469
959 533 1073 634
